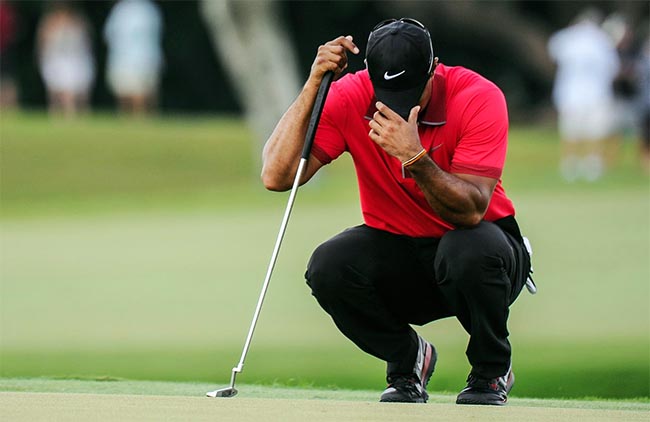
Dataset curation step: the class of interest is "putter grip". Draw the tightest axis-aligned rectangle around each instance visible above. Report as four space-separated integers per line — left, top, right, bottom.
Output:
301 71 334 160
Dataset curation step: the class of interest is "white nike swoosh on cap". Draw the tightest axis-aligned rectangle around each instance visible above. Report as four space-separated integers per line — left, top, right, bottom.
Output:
383 70 406 80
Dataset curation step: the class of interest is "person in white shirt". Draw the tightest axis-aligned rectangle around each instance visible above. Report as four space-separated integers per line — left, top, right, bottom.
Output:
37 1 95 117
548 8 620 182
104 0 163 115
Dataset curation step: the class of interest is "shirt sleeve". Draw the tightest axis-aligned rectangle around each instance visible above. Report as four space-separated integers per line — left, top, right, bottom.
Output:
450 84 508 179
311 81 348 165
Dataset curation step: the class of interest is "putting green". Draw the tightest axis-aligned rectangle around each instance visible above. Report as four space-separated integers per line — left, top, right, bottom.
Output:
1 379 648 422
2 392 648 422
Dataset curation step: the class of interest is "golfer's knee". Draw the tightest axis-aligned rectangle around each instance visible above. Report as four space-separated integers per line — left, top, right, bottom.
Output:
305 242 346 301
436 251 483 290
435 225 500 289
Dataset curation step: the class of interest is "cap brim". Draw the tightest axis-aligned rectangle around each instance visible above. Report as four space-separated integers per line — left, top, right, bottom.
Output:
373 80 427 120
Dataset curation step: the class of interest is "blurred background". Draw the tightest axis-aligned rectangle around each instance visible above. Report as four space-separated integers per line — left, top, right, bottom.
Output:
1 0 648 400
1 1 648 122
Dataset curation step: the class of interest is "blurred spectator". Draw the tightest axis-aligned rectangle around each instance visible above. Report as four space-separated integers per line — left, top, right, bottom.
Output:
602 13 642 160
36 1 95 117
637 35 650 174
104 0 164 116
548 8 620 182
0 0 19 109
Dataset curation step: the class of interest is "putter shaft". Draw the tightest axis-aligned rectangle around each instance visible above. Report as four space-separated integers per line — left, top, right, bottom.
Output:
206 72 333 398
206 159 306 398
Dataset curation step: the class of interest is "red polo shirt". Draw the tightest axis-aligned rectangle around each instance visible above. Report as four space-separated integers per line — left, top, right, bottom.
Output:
311 64 515 238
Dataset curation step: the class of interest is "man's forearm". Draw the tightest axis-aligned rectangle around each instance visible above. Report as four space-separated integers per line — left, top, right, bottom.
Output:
261 82 320 191
263 35 358 191
407 156 489 227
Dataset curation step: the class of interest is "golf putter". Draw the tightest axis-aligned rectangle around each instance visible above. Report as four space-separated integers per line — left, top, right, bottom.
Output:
207 71 334 398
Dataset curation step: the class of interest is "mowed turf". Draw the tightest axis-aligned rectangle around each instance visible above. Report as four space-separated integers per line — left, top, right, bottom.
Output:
1 113 648 400
1 379 648 422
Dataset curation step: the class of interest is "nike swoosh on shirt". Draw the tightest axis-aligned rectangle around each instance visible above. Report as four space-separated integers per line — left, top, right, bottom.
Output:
383 70 406 80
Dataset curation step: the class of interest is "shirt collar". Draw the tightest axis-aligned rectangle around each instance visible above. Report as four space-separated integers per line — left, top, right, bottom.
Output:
364 69 447 126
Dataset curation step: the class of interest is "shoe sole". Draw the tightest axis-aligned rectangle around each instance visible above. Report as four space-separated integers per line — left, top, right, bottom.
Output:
380 395 428 404
456 397 507 406
380 399 427 403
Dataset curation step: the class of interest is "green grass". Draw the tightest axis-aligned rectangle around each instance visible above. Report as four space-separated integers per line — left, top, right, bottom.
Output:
1 342 648 399
1 378 648 409
1 379 648 422
0 112 262 217
1 112 648 400
0 381 649 422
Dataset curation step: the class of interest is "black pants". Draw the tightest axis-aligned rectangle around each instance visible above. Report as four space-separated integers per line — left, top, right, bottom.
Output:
305 221 530 379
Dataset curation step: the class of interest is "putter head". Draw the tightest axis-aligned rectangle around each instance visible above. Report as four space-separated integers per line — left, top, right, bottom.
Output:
206 387 238 398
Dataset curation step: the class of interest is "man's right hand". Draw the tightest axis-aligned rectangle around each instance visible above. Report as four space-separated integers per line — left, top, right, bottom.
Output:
309 35 360 85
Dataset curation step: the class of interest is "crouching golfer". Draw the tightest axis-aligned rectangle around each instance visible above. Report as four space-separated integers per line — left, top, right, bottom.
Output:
262 18 533 405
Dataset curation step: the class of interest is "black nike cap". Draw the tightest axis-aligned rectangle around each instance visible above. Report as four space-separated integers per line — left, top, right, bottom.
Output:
366 18 434 120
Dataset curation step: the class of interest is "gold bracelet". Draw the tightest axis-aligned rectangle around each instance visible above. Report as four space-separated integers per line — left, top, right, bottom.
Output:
402 148 427 168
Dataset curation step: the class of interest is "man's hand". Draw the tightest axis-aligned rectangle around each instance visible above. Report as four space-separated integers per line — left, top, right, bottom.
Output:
368 102 423 163
309 35 359 86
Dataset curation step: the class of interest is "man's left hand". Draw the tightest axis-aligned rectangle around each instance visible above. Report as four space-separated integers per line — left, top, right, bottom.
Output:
368 102 423 162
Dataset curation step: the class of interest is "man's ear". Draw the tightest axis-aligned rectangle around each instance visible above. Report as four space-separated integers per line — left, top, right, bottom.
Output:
426 58 439 79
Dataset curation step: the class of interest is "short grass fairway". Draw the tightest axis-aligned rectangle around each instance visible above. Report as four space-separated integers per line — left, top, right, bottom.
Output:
1 379 648 422
1 113 649 401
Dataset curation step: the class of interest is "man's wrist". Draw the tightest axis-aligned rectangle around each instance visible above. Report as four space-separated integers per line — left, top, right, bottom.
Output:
405 154 437 174
305 71 331 92
402 148 428 168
